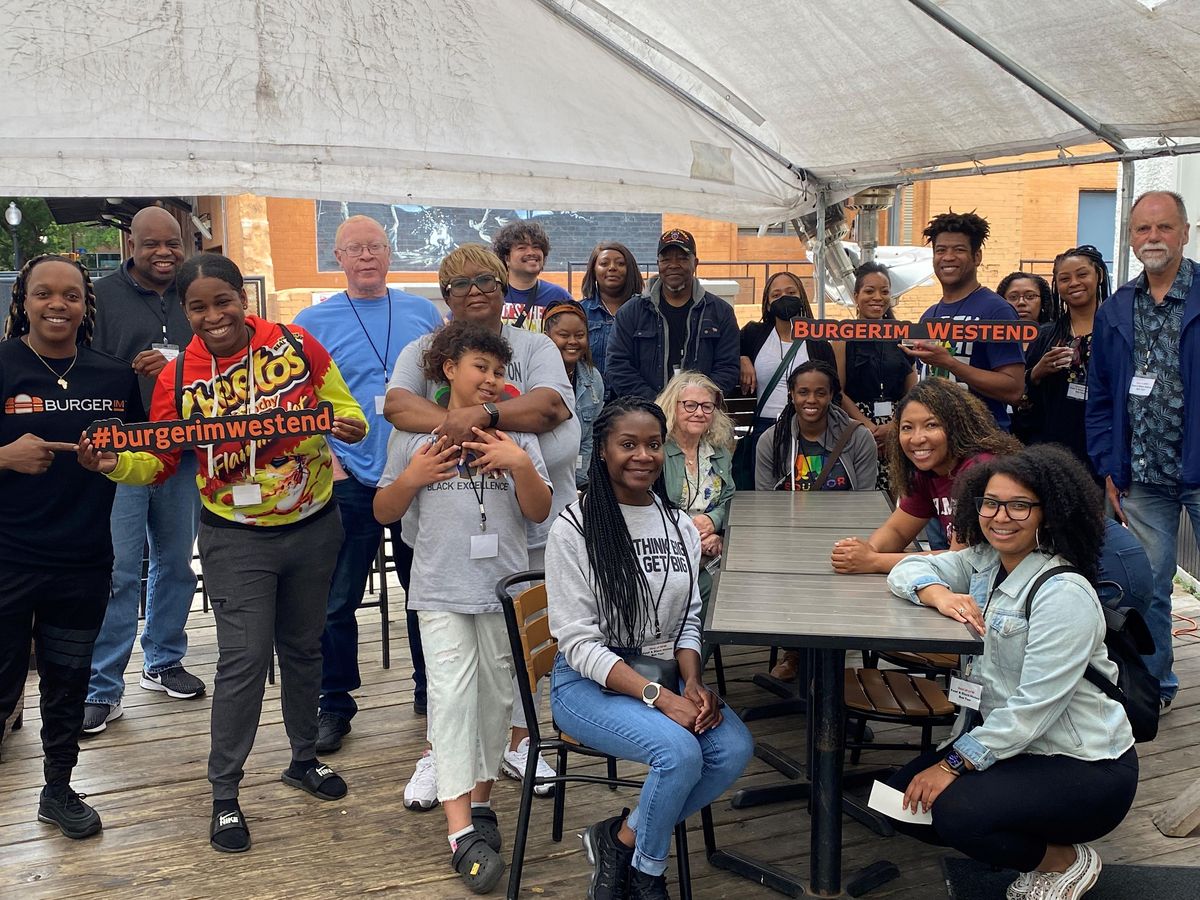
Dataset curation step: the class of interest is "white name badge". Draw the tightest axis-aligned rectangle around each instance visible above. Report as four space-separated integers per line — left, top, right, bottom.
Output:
470 532 499 559
948 676 983 710
1066 382 1088 401
152 342 180 361
1129 375 1156 397
873 400 894 418
374 395 386 416
231 483 263 507
642 640 676 661
576 455 584 470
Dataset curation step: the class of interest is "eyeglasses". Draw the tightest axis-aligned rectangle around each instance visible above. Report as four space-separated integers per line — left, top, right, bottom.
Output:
974 497 1042 520
678 400 716 414
1006 292 1041 303
445 274 501 298
338 242 391 257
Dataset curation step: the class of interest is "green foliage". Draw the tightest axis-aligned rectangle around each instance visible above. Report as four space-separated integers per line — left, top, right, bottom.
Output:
0 198 122 271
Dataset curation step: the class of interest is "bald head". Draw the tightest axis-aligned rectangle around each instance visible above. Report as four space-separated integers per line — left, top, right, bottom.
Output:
127 206 184 292
334 216 392 298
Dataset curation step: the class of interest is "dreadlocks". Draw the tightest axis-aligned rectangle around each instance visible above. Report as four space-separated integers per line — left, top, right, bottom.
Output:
581 396 679 648
769 360 841 487
922 210 991 253
4 254 97 347
1041 245 1111 345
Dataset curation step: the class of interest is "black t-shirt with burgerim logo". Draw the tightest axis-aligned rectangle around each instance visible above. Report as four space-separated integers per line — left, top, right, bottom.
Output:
0 338 144 570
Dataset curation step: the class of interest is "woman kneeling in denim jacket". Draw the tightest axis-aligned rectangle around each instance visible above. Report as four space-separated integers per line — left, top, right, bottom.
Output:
887 445 1137 900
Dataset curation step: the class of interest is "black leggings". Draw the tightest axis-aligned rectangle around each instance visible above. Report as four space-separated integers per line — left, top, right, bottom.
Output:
0 564 110 784
887 745 1139 872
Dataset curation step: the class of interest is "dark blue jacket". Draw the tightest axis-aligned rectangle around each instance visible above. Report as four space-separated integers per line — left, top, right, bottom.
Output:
1097 519 1154 622
605 279 741 401
1086 262 1200 489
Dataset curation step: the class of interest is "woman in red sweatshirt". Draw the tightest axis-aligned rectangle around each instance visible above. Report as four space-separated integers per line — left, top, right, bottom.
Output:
81 253 366 853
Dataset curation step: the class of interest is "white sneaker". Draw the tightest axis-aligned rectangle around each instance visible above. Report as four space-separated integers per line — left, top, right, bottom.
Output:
403 751 439 811
502 737 556 797
1006 871 1036 899
1031 843 1102 899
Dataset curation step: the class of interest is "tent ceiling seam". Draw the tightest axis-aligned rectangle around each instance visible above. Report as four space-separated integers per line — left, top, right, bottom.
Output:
906 0 1129 154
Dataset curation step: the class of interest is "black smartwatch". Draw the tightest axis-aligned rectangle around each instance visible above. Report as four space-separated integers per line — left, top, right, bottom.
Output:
483 402 500 429
943 749 968 775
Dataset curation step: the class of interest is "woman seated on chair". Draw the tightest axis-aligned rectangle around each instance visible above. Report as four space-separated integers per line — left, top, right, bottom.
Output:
830 378 1021 575
546 396 754 900
754 360 878 492
655 371 735 636
887 445 1137 900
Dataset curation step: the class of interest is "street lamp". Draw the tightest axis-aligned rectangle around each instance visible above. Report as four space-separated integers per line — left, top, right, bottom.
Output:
4 202 21 271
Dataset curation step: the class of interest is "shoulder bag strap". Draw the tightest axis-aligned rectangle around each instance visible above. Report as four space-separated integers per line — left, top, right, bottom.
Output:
813 421 862 489
753 336 804 418
512 281 540 329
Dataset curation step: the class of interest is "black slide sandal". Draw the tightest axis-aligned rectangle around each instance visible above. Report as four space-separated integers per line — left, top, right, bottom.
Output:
210 806 251 853
280 763 347 801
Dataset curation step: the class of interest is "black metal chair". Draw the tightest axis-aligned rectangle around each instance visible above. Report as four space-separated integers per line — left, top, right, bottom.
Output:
497 570 715 900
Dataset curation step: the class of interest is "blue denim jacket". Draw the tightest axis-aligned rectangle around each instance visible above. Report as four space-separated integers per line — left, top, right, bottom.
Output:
573 363 604 487
888 546 1134 770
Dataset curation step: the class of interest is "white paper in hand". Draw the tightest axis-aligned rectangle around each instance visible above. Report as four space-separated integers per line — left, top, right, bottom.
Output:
868 780 933 825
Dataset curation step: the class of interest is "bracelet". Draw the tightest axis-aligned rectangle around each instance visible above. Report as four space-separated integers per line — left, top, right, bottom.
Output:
937 762 960 777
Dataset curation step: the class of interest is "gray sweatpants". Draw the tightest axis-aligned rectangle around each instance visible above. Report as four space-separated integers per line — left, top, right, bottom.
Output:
199 509 343 801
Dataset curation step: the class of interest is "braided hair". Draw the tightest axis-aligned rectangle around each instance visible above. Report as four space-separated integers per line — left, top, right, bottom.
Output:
1041 245 1111 345
582 396 680 648
4 254 97 347
769 360 841 486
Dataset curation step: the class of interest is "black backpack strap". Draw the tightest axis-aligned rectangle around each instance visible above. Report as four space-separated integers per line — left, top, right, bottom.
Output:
174 351 186 416
1022 564 1081 619
1083 665 1124 702
278 322 309 370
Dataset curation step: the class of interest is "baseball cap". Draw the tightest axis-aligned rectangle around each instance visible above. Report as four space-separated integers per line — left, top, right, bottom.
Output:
657 229 697 255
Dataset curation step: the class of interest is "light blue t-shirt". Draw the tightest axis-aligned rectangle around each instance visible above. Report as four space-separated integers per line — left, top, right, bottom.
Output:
293 288 442 484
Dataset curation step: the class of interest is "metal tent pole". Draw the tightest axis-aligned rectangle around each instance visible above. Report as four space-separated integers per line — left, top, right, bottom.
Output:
1117 162 1136 285
815 192 827 319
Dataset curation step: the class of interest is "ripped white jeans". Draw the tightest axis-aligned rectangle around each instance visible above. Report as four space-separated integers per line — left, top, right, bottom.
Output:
418 610 515 801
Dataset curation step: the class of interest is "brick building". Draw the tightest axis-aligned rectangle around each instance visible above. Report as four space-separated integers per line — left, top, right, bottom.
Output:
200 144 1118 325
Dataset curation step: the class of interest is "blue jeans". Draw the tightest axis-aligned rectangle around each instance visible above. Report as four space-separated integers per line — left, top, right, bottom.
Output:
1122 481 1200 702
319 475 422 720
88 454 201 705
550 654 754 876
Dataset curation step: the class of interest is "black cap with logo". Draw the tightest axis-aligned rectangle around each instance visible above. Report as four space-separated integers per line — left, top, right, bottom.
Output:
657 228 697 256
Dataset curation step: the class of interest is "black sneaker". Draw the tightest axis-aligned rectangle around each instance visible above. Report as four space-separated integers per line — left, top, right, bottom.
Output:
316 713 351 753
628 869 670 900
38 784 102 839
81 701 122 735
140 665 205 699
581 811 633 900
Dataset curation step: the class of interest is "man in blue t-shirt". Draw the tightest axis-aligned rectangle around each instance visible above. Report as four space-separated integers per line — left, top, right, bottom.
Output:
293 215 443 752
492 219 573 333
903 211 1025 430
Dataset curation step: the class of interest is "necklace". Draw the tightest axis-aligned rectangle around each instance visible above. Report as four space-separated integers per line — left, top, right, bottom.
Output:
28 341 78 390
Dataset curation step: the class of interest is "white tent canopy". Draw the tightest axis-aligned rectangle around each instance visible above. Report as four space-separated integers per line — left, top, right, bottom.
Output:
3 0 1200 222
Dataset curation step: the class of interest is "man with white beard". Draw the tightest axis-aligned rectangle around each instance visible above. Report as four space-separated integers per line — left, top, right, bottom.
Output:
1087 190 1200 715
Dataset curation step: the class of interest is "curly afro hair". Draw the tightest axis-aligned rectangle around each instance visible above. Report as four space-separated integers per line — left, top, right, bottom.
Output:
887 379 1022 496
922 210 990 253
421 320 512 383
950 444 1105 582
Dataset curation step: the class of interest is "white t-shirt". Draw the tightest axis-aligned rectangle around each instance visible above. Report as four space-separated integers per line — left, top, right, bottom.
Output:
754 336 809 419
388 324 580 549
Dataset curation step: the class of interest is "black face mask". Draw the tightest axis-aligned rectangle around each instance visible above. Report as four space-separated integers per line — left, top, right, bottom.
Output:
770 296 807 321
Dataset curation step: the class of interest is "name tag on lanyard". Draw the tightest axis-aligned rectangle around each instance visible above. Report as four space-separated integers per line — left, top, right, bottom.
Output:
1129 374 1156 397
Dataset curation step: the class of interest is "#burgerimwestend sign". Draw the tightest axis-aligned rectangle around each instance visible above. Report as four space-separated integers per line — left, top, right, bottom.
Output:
85 402 335 453
792 319 1039 343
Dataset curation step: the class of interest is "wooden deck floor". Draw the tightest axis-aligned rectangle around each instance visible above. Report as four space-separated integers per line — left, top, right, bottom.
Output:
3 579 1200 899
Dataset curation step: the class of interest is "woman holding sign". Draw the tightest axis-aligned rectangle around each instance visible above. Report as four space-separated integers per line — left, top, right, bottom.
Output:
0 255 141 840
834 263 917 493
80 253 367 854
886 445 1136 900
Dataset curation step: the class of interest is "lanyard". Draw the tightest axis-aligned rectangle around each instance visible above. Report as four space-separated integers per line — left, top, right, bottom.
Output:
206 333 257 478
345 290 393 382
683 448 705 510
464 452 488 532
1137 301 1177 374
513 281 540 329
648 498 672 639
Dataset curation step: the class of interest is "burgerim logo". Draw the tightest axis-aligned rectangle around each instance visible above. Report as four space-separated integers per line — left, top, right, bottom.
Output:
5 393 45 414
5 395 126 415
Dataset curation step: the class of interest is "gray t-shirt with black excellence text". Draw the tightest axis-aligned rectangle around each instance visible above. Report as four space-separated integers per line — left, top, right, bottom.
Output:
379 430 551 614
